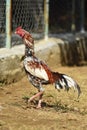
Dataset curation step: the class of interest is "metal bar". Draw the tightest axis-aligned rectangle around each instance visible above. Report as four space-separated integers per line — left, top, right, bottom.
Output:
80 0 85 33
44 0 49 40
6 0 12 48
71 0 76 33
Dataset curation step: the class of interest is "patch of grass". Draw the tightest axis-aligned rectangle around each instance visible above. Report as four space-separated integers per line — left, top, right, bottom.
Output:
22 96 30 104
46 94 54 98
53 99 87 115
0 82 5 87
22 96 29 100
53 100 69 112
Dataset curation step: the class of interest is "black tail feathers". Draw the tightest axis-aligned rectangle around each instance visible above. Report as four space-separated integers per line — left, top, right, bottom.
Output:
55 73 81 98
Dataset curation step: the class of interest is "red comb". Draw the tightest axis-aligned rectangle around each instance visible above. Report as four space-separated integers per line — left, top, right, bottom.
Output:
16 26 22 31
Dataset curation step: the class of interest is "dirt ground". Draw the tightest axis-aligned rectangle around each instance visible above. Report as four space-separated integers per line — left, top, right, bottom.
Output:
0 66 87 130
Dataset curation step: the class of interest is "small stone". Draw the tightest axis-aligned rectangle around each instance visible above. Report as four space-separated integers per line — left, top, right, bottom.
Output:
74 107 79 111
0 105 3 111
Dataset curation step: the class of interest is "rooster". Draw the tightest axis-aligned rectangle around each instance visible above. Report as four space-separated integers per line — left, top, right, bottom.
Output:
15 26 81 108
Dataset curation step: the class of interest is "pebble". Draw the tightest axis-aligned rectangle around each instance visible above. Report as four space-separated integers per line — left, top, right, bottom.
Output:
74 107 79 111
0 105 3 111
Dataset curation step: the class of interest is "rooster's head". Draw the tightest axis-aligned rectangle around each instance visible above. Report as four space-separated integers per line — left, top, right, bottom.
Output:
15 26 25 37
15 26 34 46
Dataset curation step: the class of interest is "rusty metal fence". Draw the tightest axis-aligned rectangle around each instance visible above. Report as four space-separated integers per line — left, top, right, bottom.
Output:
0 0 44 48
12 0 44 33
0 0 86 48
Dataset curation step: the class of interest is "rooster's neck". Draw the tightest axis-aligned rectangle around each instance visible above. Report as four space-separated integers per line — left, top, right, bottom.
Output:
23 38 35 57
25 45 34 57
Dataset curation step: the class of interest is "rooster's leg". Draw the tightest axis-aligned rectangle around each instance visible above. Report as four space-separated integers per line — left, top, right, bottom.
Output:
37 91 43 108
28 91 44 108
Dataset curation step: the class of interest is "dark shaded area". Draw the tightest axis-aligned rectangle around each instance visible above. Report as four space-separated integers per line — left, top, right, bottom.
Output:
49 0 87 33
49 0 72 33
58 33 87 66
84 0 87 30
